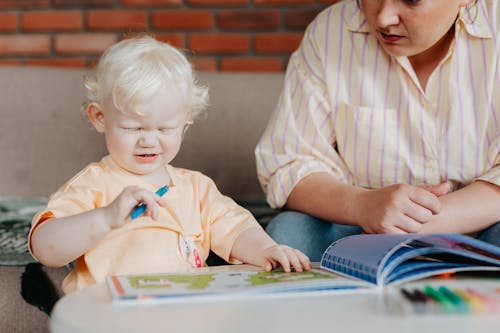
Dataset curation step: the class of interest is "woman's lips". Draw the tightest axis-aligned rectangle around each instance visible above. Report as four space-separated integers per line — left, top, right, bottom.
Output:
379 31 404 43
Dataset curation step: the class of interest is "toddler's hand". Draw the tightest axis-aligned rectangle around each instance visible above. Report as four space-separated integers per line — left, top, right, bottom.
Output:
260 244 311 273
104 185 165 228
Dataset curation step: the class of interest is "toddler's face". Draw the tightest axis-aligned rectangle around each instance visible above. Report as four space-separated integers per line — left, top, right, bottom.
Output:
102 90 190 177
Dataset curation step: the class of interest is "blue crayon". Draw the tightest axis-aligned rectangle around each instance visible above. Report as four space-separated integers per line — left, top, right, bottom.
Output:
130 185 169 219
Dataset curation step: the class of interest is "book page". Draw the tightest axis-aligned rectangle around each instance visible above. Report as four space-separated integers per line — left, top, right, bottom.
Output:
106 266 371 305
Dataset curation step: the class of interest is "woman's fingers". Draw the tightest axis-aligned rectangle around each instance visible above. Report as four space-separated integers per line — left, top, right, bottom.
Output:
408 188 441 215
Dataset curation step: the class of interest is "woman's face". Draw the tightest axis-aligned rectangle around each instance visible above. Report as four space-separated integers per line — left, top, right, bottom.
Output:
361 0 473 60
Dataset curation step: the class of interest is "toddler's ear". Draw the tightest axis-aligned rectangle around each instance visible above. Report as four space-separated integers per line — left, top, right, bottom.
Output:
87 103 105 133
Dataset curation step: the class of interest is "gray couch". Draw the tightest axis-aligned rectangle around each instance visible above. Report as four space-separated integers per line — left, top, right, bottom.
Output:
0 67 284 332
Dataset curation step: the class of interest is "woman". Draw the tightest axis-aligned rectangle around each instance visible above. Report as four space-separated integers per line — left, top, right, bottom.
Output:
256 0 500 260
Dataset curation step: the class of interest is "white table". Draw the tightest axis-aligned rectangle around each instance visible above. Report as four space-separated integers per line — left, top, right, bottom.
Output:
50 267 500 333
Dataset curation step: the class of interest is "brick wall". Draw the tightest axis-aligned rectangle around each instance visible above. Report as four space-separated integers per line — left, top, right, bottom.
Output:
0 0 340 71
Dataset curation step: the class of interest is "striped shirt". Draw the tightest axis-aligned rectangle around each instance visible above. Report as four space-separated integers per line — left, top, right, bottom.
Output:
255 0 500 209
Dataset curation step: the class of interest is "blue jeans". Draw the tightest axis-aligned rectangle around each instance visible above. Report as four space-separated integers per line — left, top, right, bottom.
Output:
477 221 500 247
266 211 500 261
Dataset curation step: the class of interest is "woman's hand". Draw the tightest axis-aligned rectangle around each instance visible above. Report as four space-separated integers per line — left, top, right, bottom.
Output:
353 182 450 234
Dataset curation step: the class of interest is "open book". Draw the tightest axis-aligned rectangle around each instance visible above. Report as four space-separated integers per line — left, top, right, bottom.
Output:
320 233 499 286
106 233 500 305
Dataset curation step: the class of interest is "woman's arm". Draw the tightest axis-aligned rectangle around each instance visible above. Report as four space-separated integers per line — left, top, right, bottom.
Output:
421 180 500 234
287 172 445 234
255 16 352 211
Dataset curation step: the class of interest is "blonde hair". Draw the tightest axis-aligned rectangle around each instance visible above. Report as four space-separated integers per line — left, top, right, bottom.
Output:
83 35 208 120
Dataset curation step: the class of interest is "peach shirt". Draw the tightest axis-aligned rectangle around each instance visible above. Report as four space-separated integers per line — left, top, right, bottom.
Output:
29 156 260 293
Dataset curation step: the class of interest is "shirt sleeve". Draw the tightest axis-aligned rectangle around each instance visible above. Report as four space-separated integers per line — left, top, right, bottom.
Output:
199 177 261 263
31 182 104 226
476 133 500 186
255 21 351 209
28 178 105 259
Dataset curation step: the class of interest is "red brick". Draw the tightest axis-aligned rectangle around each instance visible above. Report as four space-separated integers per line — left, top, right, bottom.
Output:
255 33 303 53
189 57 217 71
320 0 341 4
189 34 249 53
221 57 282 72
0 12 17 32
55 33 117 54
0 0 49 9
118 33 183 48
121 0 182 6
152 33 185 49
153 11 214 30
0 60 20 66
110 32 186 56
188 0 247 5
22 11 82 32
87 10 148 31
0 1 333 73
0 35 50 56
255 0 314 5
285 9 321 29
86 57 100 68
218 10 279 30
25 58 86 68
53 0 113 6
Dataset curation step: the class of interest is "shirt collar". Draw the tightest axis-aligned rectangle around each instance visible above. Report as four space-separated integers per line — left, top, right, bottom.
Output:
344 0 370 33
165 164 178 188
457 4 492 39
103 155 176 190
343 0 492 39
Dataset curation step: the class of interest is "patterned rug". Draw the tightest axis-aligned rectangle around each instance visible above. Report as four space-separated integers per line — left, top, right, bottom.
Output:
0 197 48 266
0 195 277 266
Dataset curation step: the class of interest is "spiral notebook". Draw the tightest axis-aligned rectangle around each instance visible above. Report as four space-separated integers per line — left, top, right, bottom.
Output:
106 233 500 305
320 233 500 286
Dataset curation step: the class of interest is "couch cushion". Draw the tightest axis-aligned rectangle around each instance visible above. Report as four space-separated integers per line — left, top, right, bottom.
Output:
0 266 67 332
0 67 105 197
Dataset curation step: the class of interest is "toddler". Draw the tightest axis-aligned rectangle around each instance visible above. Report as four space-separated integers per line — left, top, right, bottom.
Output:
29 36 310 294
